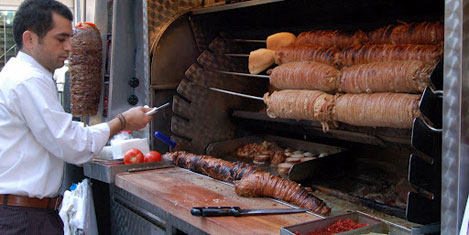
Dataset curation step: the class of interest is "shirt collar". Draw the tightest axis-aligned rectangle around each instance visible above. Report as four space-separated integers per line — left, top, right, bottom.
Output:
16 51 53 78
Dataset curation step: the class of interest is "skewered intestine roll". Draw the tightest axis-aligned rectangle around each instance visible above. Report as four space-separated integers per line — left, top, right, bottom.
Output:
270 61 339 92
341 44 442 66
368 21 444 45
235 171 331 216
231 161 263 181
274 45 341 67
163 151 235 182
163 151 262 183
339 60 433 93
333 93 421 128
264 90 335 132
294 29 361 49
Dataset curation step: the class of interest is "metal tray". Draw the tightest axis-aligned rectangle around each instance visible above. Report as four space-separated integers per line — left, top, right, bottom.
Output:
281 211 419 235
83 158 174 183
206 135 347 180
280 211 384 235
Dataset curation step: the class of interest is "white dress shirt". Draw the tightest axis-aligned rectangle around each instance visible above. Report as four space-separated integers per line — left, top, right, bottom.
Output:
0 51 110 198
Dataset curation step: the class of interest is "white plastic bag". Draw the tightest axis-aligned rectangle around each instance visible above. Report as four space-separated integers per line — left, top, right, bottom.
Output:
59 178 98 235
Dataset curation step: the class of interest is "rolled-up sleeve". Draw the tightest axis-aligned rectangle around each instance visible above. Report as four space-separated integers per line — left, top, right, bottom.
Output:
16 75 110 165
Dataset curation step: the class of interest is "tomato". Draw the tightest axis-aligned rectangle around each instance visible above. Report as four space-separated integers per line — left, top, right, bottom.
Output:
144 151 162 162
124 148 144 164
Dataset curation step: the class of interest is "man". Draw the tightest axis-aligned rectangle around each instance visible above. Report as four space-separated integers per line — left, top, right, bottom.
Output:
0 0 153 234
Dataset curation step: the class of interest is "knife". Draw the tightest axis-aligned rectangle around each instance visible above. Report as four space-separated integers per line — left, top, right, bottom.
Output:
154 131 177 148
190 206 308 217
145 102 170 116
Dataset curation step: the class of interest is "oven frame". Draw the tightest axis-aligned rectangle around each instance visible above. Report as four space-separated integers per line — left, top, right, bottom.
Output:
103 0 469 233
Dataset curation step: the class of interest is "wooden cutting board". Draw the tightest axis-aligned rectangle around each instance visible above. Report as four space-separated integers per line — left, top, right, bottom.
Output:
115 167 321 235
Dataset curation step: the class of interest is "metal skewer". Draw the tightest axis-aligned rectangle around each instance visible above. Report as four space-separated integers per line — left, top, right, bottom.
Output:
231 39 266 43
214 70 270 79
191 82 264 101
208 87 264 101
224 53 249 57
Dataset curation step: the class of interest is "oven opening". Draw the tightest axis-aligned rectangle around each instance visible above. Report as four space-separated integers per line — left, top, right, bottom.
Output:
150 0 443 226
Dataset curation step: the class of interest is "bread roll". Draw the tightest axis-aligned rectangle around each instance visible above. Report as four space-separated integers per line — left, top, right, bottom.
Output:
266 32 296 51
248 48 275 74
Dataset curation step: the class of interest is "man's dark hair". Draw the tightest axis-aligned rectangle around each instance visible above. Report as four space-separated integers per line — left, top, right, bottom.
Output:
13 0 73 49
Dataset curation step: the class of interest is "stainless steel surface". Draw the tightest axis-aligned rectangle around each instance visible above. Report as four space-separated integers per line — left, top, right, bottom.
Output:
192 0 285 15
126 164 173 173
150 13 199 86
149 12 200 152
83 159 174 183
442 0 469 233
108 0 149 139
143 0 149 107
112 186 207 235
206 135 347 181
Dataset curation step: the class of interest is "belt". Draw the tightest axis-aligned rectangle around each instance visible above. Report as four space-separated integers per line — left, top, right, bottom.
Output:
0 194 62 210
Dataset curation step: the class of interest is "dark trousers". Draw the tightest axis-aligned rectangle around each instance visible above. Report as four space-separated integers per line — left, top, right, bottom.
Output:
0 205 63 235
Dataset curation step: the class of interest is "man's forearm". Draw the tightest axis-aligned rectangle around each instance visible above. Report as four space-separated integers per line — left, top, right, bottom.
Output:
107 117 122 139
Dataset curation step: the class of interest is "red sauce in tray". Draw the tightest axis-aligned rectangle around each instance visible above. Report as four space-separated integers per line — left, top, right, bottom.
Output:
293 219 368 235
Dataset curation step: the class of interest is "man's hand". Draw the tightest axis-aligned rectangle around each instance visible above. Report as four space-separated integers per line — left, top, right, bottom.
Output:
107 106 154 138
122 106 154 130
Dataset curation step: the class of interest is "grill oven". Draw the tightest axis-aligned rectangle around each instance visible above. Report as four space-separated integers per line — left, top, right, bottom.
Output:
104 0 469 233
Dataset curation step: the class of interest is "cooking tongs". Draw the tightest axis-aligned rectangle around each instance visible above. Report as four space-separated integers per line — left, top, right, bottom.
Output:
190 206 308 217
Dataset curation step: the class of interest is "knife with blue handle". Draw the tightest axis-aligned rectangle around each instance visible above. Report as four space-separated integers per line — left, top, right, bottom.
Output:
154 131 177 148
190 206 308 217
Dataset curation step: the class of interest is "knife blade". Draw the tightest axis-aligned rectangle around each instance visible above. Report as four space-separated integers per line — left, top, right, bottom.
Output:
145 102 170 116
190 206 308 217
